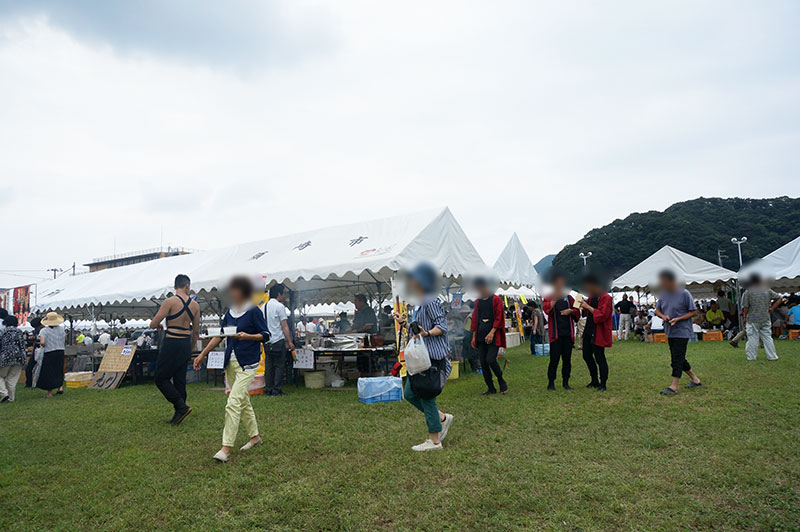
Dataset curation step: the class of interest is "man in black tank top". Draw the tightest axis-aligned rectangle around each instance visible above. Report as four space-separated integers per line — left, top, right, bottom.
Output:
149 274 200 425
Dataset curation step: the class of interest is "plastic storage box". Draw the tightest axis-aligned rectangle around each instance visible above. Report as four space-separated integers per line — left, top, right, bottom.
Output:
358 376 402 404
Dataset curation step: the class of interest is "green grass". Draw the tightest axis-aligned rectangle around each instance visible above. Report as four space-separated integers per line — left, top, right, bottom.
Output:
1 340 798 531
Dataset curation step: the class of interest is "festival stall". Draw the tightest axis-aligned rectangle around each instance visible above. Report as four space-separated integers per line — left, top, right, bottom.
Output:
32 207 487 387
612 245 737 298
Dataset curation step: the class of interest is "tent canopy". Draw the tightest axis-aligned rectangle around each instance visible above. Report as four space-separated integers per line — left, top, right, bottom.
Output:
492 233 540 290
739 235 800 291
33 207 486 318
612 245 737 297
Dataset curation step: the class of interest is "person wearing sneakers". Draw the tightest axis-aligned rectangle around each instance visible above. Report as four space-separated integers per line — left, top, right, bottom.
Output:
149 274 200 425
394 263 454 452
195 276 269 462
654 270 702 396
577 273 613 392
741 273 784 362
470 277 508 396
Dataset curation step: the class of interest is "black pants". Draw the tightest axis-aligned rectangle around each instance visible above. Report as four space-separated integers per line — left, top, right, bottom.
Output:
266 339 287 394
548 336 572 384
667 337 691 378
155 337 191 411
582 334 608 386
25 353 36 387
477 342 506 392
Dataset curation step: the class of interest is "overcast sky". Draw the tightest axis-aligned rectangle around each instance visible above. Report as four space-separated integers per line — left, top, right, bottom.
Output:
1 0 798 286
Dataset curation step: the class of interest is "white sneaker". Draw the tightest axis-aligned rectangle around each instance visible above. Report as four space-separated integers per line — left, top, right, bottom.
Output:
240 438 262 451
439 414 454 441
412 439 443 452
213 450 230 462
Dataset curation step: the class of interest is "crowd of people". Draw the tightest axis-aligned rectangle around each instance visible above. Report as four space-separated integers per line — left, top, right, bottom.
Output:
1 266 795 457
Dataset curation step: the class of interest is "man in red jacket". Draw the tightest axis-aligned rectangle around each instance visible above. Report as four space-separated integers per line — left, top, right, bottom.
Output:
471 278 509 395
542 272 580 390
578 273 613 391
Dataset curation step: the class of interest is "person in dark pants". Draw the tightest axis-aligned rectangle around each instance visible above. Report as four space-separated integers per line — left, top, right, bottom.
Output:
654 269 702 396
578 273 613 391
149 274 200 424
470 278 508 395
25 317 42 387
263 283 295 396
542 273 579 390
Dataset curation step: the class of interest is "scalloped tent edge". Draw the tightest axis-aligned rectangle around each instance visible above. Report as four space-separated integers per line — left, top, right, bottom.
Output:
31 207 487 318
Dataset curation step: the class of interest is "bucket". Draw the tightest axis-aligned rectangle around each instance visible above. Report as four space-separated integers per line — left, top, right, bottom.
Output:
304 371 325 389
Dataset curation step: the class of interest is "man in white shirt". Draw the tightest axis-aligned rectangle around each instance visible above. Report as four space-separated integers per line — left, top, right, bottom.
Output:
263 284 294 396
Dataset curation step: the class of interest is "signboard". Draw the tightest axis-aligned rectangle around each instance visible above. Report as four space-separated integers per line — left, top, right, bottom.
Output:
89 345 136 390
293 348 314 370
451 293 463 309
206 351 225 369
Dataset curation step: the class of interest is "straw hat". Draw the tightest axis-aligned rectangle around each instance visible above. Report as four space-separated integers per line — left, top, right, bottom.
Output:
41 311 64 326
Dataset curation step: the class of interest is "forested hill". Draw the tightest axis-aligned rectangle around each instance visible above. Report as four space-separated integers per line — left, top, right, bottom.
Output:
551 197 800 282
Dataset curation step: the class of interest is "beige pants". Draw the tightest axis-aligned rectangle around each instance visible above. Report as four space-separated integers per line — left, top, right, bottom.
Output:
0 365 23 401
745 322 778 361
222 359 259 447
618 314 632 340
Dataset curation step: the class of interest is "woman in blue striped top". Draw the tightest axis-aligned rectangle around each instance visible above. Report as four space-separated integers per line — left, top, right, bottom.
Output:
396 263 454 452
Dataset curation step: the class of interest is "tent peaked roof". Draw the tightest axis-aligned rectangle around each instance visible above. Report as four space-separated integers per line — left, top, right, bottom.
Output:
739 235 800 290
612 246 736 293
33 207 487 314
492 233 540 288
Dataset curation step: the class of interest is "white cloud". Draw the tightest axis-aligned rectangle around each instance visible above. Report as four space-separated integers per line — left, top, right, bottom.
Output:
0 1 798 280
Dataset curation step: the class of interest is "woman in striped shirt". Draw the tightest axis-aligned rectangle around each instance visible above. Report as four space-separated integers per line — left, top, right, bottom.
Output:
396 263 454 452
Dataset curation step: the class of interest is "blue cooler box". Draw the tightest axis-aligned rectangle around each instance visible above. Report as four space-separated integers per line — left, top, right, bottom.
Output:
358 376 402 404
534 343 550 357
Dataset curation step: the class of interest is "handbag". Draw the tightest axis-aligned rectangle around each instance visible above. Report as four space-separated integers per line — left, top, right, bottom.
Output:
409 357 447 400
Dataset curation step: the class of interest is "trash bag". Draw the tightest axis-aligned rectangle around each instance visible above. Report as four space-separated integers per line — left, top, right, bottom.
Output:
404 335 431 376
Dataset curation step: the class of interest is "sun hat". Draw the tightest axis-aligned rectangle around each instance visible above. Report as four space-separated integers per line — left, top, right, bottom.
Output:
41 311 65 326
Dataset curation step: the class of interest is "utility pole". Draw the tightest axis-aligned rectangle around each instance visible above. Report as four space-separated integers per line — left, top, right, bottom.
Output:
47 268 62 279
717 249 728 267
731 237 747 268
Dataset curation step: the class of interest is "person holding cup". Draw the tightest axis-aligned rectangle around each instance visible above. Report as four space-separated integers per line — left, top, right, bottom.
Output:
195 276 270 462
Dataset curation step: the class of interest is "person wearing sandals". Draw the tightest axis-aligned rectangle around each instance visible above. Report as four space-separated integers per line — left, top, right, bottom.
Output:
37 312 66 398
470 277 508 395
654 270 702 396
194 276 269 462
394 263 454 452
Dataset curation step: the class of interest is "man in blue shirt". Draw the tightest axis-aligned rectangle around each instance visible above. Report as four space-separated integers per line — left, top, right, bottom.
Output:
654 270 703 396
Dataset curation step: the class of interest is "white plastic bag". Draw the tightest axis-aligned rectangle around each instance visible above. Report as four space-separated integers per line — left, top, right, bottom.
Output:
404 335 431 376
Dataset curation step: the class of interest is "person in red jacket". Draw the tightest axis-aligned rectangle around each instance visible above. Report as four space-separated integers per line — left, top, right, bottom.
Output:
542 272 580 390
471 277 508 395
578 273 613 391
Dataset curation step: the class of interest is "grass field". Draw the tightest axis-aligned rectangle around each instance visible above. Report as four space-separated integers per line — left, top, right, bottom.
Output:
1 340 798 531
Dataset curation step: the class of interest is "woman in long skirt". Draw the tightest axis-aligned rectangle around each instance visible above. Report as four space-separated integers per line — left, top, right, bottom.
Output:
194 276 269 462
37 312 66 398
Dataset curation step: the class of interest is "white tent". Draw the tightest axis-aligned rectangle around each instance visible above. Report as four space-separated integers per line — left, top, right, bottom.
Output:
493 233 540 290
612 245 737 297
33 207 486 318
739 235 800 291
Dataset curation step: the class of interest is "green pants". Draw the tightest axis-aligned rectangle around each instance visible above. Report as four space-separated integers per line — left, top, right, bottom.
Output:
404 377 441 434
222 359 259 447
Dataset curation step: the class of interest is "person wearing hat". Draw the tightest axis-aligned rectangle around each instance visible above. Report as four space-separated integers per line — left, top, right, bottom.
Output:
37 311 66 398
393 263 454 452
